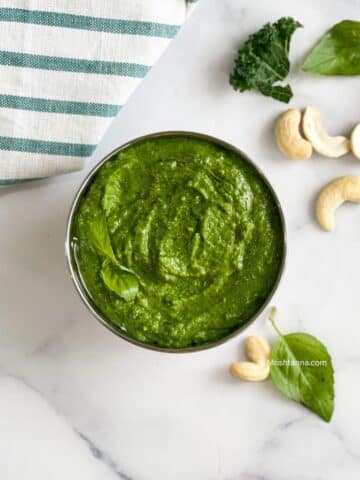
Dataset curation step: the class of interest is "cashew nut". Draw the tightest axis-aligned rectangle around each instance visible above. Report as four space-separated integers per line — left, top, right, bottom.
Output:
229 362 270 382
316 176 360 231
245 335 271 364
229 336 271 382
302 106 350 158
275 108 313 160
350 123 360 160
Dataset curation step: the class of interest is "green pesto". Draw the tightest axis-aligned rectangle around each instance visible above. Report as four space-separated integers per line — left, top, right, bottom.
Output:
72 136 284 349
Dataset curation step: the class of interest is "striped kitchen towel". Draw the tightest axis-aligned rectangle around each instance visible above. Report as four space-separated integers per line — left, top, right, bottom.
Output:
0 1 198 185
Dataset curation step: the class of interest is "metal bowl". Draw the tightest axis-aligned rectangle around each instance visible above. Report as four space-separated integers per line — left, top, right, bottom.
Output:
65 131 286 353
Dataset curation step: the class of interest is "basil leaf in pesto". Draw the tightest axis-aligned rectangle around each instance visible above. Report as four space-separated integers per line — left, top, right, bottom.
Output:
88 211 117 263
303 20 360 75
101 260 138 302
230 17 302 103
269 309 335 422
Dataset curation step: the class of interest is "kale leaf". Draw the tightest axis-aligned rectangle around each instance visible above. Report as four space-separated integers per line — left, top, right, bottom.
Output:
230 17 302 103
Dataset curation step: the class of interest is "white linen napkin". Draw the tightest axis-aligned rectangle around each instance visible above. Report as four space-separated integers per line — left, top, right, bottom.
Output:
0 1 198 185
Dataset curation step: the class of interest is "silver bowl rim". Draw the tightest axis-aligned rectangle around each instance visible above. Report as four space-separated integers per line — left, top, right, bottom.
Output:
65 131 287 354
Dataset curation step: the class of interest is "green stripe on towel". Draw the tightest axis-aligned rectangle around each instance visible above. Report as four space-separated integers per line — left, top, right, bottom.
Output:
0 178 41 186
0 94 121 117
0 8 180 39
0 51 149 77
0 136 95 156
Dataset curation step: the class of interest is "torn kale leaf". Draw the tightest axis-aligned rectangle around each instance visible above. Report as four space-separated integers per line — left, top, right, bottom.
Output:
230 17 302 103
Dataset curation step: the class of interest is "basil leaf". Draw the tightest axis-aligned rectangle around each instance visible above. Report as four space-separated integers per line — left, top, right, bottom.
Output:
271 332 335 422
303 20 360 75
101 260 138 302
230 17 302 103
87 211 117 263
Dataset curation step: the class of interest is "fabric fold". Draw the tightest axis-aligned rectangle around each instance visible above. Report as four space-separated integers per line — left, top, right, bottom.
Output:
0 0 198 184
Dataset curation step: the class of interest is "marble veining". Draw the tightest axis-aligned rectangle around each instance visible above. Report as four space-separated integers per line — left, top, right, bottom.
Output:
79 432 133 480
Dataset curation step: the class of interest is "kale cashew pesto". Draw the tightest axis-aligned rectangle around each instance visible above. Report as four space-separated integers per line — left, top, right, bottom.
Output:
72 136 284 349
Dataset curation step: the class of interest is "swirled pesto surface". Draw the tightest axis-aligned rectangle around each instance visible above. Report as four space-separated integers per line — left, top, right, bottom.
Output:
72 136 284 349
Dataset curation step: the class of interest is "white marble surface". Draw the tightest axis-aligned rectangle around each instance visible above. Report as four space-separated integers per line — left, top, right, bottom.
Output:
1 0 360 478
